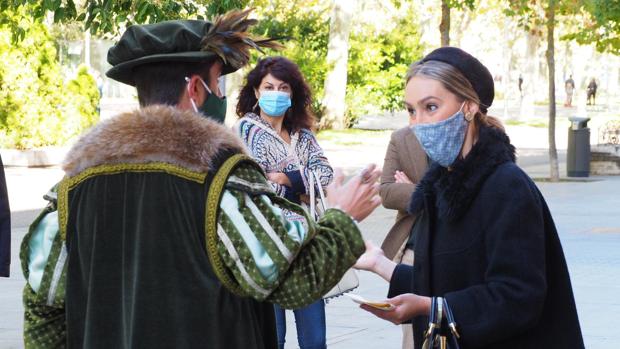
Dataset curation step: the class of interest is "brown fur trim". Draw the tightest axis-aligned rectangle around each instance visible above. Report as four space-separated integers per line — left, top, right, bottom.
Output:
62 105 248 177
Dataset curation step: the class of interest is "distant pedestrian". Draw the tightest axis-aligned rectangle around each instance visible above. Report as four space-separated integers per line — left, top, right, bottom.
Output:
0 153 10 277
518 74 523 98
587 78 597 106
565 75 575 107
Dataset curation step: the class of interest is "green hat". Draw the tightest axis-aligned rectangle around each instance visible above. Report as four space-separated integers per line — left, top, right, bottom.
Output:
106 9 282 86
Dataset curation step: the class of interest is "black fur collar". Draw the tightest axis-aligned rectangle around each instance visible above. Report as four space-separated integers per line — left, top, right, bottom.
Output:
408 125 516 222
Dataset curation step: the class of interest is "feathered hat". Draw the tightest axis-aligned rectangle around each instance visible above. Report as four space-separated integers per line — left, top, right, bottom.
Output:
106 9 282 86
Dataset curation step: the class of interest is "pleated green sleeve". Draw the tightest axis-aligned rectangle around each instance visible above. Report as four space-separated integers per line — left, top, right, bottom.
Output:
212 162 365 309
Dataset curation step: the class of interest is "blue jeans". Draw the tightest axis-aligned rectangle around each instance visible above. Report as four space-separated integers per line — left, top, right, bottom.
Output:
274 300 326 349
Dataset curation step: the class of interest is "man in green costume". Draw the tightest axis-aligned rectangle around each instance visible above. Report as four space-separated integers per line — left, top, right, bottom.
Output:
21 9 380 348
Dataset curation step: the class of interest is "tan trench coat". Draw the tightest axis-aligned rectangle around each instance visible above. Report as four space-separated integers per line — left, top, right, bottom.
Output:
379 127 428 261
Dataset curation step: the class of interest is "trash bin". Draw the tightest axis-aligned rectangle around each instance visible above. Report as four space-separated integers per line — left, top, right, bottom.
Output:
567 116 591 177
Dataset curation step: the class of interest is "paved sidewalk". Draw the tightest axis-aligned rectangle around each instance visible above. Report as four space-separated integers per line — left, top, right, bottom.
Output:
1 137 619 348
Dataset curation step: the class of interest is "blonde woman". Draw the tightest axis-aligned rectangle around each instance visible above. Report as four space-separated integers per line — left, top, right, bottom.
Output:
355 47 584 349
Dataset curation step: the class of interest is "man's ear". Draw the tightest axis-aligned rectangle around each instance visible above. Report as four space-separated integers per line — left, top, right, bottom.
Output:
177 77 193 110
188 75 207 102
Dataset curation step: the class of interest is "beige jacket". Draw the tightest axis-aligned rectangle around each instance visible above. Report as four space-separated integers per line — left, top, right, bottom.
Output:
379 127 428 261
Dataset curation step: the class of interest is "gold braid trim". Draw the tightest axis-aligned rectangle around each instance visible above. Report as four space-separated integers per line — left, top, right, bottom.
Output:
205 154 266 296
58 162 206 240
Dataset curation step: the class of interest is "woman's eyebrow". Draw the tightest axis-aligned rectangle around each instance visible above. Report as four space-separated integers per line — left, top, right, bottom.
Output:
416 96 439 104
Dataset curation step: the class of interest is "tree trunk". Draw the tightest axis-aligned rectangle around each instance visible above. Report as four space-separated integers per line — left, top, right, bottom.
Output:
546 0 560 181
440 0 450 47
452 8 472 47
520 30 539 120
320 0 354 130
502 17 511 120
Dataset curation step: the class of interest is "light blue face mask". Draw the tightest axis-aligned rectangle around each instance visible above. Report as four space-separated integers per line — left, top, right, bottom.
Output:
258 90 291 117
412 103 469 167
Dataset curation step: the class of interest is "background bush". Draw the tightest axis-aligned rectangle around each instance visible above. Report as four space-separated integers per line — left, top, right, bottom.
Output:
254 1 424 127
253 0 331 119
346 9 425 126
0 8 100 149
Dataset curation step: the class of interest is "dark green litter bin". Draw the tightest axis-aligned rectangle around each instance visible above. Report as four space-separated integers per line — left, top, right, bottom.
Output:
567 116 591 177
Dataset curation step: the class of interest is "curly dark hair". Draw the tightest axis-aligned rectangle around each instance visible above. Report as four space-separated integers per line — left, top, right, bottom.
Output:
236 56 315 132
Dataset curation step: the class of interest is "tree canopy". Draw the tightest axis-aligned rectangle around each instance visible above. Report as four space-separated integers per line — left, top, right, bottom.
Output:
0 0 251 40
564 0 620 54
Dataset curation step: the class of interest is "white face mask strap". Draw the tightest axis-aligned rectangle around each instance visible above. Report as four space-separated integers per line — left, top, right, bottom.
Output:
459 101 466 113
185 76 211 113
199 78 212 94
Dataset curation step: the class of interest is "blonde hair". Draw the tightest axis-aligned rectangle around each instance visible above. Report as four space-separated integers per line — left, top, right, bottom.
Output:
406 60 504 131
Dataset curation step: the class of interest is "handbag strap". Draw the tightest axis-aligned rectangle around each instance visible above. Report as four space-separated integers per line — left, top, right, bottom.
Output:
426 296 438 337
308 171 316 218
443 298 460 339
436 297 443 327
313 171 328 212
308 170 328 219
425 297 461 349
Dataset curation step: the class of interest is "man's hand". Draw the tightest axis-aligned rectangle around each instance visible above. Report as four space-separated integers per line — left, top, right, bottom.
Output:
360 294 431 325
267 172 291 186
326 164 382 222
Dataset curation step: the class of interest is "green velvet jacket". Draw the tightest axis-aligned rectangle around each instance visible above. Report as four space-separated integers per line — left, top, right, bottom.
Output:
21 106 365 349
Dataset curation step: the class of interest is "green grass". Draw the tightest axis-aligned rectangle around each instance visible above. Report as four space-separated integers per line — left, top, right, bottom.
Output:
317 129 391 145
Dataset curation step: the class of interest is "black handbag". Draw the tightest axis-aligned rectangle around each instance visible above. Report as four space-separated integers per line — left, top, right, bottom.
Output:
421 297 461 349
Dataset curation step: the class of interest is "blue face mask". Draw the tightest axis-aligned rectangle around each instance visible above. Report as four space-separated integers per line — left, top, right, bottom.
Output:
412 103 469 167
258 90 291 117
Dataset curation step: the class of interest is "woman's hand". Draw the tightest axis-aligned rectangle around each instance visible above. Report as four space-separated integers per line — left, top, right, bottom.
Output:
354 240 384 271
354 240 396 282
360 294 431 325
326 164 382 222
394 171 413 184
267 172 291 186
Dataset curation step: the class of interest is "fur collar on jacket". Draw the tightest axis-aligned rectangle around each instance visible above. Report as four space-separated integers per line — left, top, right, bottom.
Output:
408 125 516 222
63 105 248 177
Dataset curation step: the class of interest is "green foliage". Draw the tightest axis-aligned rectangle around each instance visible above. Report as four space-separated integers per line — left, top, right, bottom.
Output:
505 0 619 52
0 8 99 149
448 0 476 10
253 0 331 118
67 65 101 131
345 11 425 126
6 0 427 132
562 0 620 54
2 0 251 39
255 1 424 127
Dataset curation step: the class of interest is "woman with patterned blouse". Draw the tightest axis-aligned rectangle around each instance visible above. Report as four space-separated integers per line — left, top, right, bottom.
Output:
236 56 332 349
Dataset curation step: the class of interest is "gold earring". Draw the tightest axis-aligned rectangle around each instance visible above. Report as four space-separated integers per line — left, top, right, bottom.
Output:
465 112 474 121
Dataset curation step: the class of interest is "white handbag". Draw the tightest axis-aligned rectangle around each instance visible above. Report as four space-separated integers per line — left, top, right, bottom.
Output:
308 170 360 300
323 268 359 300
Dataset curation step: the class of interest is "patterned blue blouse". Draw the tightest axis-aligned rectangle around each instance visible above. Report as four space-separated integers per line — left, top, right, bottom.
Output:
235 112 334 204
